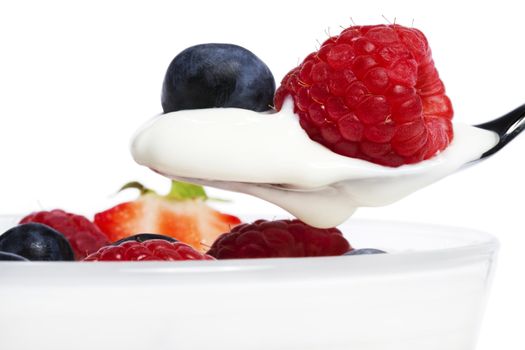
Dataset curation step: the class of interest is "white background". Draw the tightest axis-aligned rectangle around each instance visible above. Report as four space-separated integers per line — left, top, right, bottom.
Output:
0 0 523 348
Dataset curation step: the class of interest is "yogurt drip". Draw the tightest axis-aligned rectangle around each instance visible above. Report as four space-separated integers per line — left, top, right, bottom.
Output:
131 99 499 228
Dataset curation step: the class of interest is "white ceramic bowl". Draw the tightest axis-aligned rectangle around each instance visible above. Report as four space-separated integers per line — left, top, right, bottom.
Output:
0 216 498 350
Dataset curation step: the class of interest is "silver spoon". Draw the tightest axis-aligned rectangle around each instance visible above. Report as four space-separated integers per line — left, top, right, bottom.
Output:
475 104 525 159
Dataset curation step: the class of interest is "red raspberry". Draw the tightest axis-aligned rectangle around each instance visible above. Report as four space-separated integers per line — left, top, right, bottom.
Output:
83 239 214 261
206 219 351 259
274 24 453 167
20 209 109 260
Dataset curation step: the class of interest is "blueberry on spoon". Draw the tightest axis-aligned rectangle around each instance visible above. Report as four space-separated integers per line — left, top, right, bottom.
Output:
0 223 74 261
162 43 275 113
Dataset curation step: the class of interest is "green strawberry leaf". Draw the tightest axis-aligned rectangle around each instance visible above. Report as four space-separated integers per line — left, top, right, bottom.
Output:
166 180 208 201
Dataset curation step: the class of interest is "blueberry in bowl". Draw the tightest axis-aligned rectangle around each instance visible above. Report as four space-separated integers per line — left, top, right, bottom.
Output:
0 223 74 261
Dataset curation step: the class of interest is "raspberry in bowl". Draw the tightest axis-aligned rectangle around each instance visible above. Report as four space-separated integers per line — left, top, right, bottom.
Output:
0 215 498 350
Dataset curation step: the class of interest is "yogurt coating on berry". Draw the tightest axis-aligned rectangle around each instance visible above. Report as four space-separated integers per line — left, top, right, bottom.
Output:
131 99 498 228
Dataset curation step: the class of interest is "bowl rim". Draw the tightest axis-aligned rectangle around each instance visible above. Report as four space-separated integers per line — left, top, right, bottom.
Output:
0 215 499 282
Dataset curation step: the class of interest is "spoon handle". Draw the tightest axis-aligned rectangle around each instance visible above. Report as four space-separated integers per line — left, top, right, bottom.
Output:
475 104 525 158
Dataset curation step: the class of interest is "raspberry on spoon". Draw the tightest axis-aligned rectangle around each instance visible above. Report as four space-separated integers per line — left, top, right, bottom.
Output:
274 24 453 167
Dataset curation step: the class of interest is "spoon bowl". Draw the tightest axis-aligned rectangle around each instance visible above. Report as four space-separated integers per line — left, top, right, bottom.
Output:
135 103 524 228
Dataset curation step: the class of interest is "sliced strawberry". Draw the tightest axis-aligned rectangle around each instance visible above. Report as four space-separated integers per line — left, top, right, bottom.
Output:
94 181 241 251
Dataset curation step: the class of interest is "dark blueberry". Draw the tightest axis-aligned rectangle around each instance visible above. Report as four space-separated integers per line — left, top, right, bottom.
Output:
344 248 387 256
162 43 275 113
0 251 29 261
0 223 74 261
113 233 178 245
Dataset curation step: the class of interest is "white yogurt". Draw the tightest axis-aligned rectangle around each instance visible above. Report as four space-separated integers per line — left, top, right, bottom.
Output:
131 99 499 227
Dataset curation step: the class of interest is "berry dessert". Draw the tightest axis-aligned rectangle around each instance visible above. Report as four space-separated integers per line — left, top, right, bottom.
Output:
131 26 498 228
0 19 508 350
84 238 214 261
20 209 108 259
94 180 241 251
0 23 499 263
274 24 453 166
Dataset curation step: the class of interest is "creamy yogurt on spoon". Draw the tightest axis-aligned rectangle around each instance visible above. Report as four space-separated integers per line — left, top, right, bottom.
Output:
131 98 498 228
